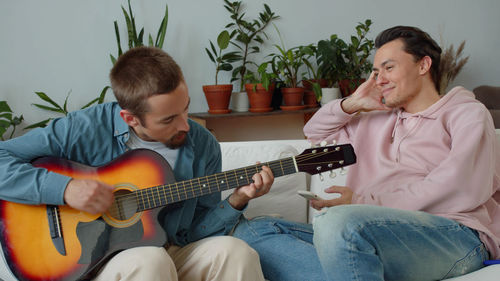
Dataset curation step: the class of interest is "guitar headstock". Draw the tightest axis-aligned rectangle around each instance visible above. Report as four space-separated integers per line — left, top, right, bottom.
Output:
295 143 356 175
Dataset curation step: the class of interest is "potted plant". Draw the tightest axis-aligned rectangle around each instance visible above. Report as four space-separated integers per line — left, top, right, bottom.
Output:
223 0 279 94
313 34 346 105
244 62 277 112
338 19 375 97
270 44 314 109
301 44 330 107
203 30 240 114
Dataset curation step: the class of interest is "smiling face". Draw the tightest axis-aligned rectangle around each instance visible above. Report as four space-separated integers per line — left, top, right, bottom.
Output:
121 82 191 149
372 39 428 111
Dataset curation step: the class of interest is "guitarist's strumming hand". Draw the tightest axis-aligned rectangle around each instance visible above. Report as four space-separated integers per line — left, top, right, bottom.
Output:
64 179 115 214
228 164 274 210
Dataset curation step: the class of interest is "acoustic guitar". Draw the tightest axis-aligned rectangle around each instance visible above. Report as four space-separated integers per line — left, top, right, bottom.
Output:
0 144 356 281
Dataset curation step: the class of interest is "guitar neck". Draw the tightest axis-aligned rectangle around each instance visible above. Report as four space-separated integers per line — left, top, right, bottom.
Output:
134 157 297 211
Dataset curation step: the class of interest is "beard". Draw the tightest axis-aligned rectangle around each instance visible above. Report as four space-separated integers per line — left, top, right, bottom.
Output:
165 131 188 149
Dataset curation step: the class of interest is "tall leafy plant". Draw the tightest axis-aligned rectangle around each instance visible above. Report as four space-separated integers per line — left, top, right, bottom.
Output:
269 27 314 88
223 0 279 91
205 31 240 85
110 0 169 64
25 87 110 129
339 19 374 82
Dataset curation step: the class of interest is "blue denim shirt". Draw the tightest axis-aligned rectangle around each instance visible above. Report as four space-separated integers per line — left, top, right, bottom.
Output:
0 102 243 246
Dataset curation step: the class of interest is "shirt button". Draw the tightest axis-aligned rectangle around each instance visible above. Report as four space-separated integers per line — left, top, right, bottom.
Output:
220 204 224 209
124 133 129 138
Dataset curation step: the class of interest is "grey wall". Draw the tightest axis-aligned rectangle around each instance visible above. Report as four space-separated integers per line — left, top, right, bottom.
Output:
1 0 499 135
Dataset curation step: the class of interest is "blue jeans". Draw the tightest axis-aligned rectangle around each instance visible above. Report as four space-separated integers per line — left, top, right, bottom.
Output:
232 216 327 281
314 205 489 281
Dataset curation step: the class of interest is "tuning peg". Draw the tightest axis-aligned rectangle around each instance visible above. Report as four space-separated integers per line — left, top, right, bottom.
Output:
331 139 337 145
320 140 327 147
340 167 347 175
329 171 336 178
319 173 324 181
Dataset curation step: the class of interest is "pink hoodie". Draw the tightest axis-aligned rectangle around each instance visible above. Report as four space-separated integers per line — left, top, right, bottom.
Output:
304 86 500 259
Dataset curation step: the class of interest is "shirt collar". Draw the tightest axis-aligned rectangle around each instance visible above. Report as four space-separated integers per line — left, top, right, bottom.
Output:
112 103 129 137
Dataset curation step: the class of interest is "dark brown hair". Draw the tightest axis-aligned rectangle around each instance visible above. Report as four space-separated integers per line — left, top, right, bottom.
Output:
110 46 184 119
375 26 442 91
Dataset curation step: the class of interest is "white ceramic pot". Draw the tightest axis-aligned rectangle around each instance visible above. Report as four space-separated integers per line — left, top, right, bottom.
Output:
320 87 342 106
230 91 249 112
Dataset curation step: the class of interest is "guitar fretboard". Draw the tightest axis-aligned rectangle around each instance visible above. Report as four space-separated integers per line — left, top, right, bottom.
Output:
132 157 297 211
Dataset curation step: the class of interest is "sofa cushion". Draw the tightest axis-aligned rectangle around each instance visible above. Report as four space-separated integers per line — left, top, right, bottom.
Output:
220 140 310 223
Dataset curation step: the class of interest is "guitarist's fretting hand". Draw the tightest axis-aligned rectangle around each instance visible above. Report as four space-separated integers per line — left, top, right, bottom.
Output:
228 165 274 210
63 179 115 214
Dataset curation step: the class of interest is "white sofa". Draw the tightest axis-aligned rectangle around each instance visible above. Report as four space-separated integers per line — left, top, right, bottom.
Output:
220 129 500 281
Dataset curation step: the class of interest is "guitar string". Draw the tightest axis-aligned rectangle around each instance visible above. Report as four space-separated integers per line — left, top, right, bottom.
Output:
107 149 347 217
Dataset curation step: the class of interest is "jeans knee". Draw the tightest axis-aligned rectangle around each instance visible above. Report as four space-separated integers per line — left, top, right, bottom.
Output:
313 205 372 247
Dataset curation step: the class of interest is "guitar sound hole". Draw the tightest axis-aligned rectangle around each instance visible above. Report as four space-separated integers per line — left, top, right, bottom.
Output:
107 189 138 221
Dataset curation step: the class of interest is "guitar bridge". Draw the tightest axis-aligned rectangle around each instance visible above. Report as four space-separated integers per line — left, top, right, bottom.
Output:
46 205 67 256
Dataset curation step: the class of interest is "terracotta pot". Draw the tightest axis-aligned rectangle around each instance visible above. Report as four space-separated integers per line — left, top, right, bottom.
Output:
303 90 318 108
281 87 304 106
202 84 233 114
339 78 366 97
245 83 275 112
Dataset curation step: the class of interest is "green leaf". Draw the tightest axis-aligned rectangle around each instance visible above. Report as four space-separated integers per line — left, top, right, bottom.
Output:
32 104 65 114
137 28 145 45
155 3 168 48
98 86 110 104
34 92 63 111
205 48 216 63
120 6 133 48
209 41 218 58
149 34 154 46
62 92 70 114
217 30 230 50
113 21 122 60
24 118 52 130
220 63 233 71
0 101 12 113
0 120 10 127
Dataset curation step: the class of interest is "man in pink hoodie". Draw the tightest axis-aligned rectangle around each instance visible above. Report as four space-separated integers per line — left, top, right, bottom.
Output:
303 26 500 280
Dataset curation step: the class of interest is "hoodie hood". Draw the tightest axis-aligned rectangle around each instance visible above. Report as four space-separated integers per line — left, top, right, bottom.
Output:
399 86 477 119
390 86 481 162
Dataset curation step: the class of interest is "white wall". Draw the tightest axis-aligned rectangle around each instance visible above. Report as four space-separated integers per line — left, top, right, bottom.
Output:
1 0 499 137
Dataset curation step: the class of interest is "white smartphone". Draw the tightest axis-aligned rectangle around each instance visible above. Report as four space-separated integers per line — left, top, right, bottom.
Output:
297 190 323 200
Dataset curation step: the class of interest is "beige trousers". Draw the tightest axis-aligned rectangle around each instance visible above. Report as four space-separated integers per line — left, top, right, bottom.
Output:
93 236 265 281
